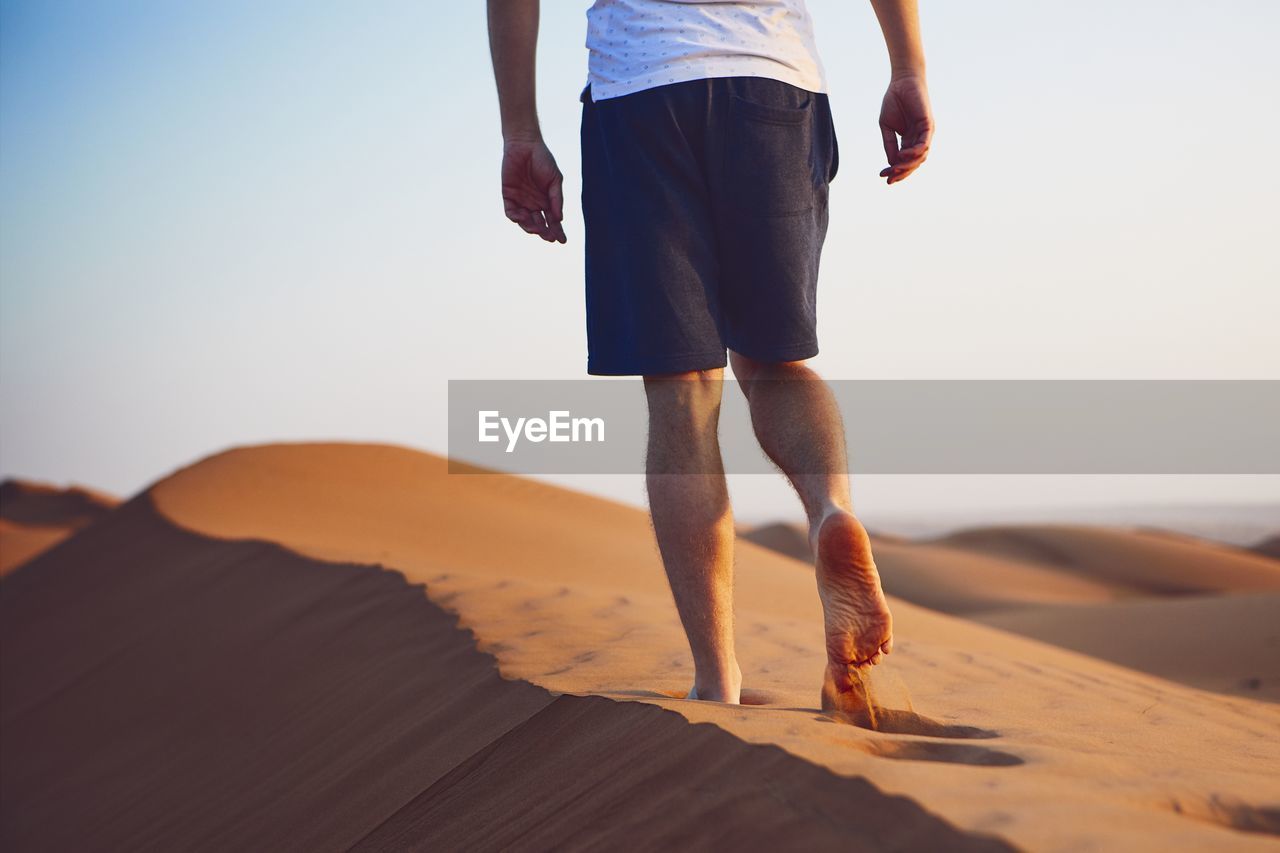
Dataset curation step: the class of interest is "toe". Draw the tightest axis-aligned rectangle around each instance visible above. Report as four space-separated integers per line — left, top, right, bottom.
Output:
881 637 894 655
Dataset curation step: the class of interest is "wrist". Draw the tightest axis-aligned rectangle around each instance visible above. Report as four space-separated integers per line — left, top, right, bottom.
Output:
889 64 926 82
503 126 543 145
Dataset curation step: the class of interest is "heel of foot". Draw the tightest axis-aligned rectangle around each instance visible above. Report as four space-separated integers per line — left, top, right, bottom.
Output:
815 510 893 670
816 511 873 580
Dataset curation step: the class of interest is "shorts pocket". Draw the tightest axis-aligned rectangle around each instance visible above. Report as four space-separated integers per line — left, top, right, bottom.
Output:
726 94 820 217
729 93 810 125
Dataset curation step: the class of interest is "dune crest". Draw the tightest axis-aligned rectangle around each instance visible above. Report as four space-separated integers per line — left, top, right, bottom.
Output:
0 479 118 575
4 443 1279 850
2 494 1003 850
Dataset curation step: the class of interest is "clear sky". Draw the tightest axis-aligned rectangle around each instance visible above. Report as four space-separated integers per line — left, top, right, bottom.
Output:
2 1 1277 523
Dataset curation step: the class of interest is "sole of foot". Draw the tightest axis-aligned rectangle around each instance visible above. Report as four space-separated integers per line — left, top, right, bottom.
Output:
814 511 894 715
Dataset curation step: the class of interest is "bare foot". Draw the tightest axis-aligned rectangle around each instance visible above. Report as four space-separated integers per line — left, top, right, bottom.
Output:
687 659 742 704
813 510 893 714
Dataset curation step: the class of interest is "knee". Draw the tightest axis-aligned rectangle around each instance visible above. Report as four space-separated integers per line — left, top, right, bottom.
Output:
643 369 724 432
729 352 814 387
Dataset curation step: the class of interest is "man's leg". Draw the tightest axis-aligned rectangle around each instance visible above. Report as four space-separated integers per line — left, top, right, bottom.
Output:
729 352 893 711
644 369 741 704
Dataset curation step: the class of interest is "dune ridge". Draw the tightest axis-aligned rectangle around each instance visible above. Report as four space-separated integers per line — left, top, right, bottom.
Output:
0 492 1006 851
3 442 1279 850
934 525 1280 595
0 479 118 575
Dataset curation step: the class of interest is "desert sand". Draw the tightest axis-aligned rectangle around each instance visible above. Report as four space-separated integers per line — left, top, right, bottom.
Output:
2 442 1278 850
743 521 1280 702
0 479 117 576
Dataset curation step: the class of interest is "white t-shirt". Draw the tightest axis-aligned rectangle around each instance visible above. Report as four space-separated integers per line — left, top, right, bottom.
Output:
584 0 827 101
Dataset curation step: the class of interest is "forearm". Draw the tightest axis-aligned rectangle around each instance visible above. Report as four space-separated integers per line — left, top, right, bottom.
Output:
487 0 542 141
869 0 926 79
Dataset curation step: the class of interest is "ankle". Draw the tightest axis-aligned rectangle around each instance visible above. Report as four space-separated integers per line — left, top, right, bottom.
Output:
693 659 742 703
808 504 857 549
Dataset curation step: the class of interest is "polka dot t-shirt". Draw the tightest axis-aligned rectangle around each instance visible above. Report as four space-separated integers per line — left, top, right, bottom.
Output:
584 0 827 101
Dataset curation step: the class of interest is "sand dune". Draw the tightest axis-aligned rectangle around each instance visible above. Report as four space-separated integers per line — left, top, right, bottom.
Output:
1254 535 1280 561
0 479 118 575
743 521 1123 612
3 443 1279 850
935 525 1280 595
1 494 995 851
0 479 117 527
977 592 1280 701
743 518 1280 700
745 520 1280 605
0 519 75 577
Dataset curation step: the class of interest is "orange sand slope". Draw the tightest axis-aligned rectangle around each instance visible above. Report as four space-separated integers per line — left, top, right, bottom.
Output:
743 520 1280 702
3 442 1279 851
0 479 118 575
744 520 1280 606
977 592 1280 700
747 514 1274 701
935 525 1280 595
744 522 1121 612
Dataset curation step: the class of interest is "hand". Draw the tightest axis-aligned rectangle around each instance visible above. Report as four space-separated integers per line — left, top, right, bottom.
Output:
878 74 934 184
501 137 566 243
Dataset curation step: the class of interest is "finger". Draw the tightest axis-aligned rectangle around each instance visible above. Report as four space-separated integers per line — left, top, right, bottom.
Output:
896 143 929 167
880 125 900 166
505 196 543 227
533 210 565 244
529 209 556 241
886 166 919 185
505 185 550 214
505 207 534 230
547 175 565 224
884 162 922 183
885 163 921 184
907 120 935 153
515 209 546 235
881 637 893 655
886 159 924 184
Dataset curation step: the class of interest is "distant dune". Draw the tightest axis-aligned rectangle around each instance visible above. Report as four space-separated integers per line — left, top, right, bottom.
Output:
976 592 1280 701
743 519 1280 700
934 525 1280 595
2 443 1278 850
1254 535 1280 561
0 479 117 575
742 522 1124 613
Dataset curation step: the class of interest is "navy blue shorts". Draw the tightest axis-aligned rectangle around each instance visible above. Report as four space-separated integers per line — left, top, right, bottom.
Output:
580 76 839 376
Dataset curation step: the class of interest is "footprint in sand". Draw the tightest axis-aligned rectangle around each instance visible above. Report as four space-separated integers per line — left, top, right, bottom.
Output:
821 707 1000 740
813 707 1022 766
650 687 783 705
863 739 1024 767
646 688 1021 767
